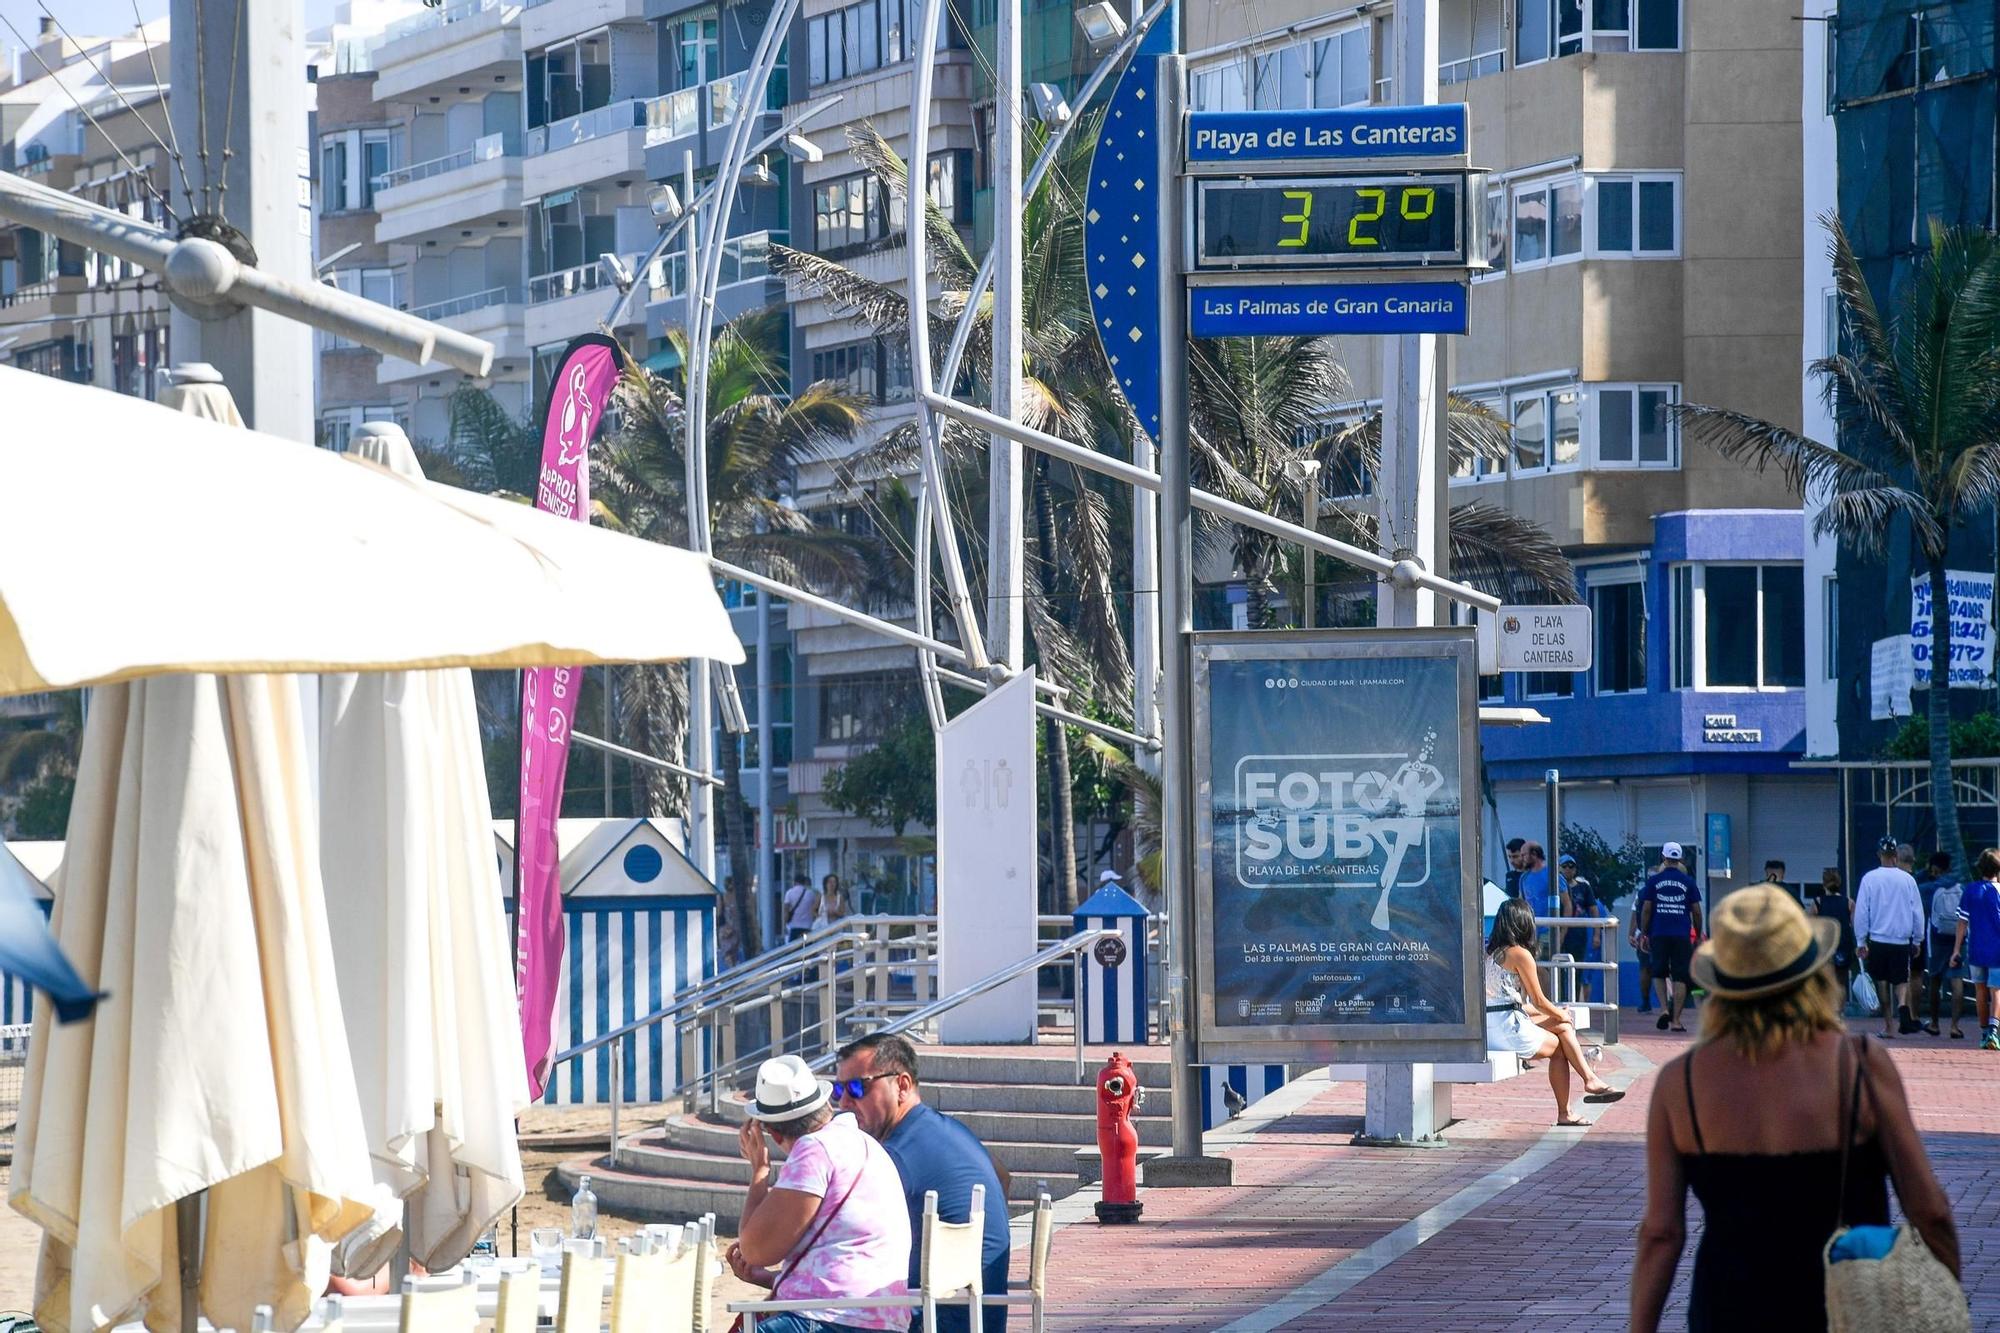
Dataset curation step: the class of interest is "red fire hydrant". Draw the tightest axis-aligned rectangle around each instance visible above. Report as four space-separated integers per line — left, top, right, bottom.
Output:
1095 1051 1143 1223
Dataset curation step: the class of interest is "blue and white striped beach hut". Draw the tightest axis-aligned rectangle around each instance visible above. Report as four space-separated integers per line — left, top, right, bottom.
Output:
1201 1063 1290 1130
0 840 58 1026
1073 880 1150 1045
499 817 718 1105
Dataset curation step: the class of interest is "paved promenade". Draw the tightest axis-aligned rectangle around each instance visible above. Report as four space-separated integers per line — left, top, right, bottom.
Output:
1027 1020 2000 1330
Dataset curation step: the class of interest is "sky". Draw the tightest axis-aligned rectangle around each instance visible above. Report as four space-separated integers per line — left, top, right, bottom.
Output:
0 1 342 47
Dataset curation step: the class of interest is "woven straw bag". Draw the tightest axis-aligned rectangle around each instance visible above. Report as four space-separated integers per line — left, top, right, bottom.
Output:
1824 1225 1968 1333
1822 1036 1969 1333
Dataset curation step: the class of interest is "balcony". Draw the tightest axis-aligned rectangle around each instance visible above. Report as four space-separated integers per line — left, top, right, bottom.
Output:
524 99 648 197
371 132 524 244
373 0 521 104
378 286 526 385
525 259 642 348
646 230 786 335
642 71 787 175
520 0 647 50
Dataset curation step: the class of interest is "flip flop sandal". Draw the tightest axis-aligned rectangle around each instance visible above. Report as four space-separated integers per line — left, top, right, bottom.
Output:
1952 1029 1967 1039
1925 1024 1941 1035
1583 1089 1626 1103
1555 1117 1588 1127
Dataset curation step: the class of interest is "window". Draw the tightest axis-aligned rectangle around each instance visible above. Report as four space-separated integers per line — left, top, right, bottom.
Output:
808 0 927 85
1591 576 1647 694
811 339 879 398
927 150 971 225
1440 0 1505 84
1508 385 1581 472
1512 177 1580 267
1190 24 1371 113
1518 0 1675 62
1593 383 1678 467
1822 288 1840 359
812 172 893 251
1480 186 1507 276
1524 666 1575 699
819 672 914 743
672 13 720 90
1591 175 1678 255
1823 576 1839 679
1670 564 1805 690
323 267 401 349
320 129 400 211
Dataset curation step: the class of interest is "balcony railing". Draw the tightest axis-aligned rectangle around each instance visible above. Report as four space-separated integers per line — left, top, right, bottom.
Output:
407 285 519 321
528 262 616 305
645 87 702 145
372 132 510 193
1439 49 1504 86
381 0 501 44
648 230 787 300
527 98 645 156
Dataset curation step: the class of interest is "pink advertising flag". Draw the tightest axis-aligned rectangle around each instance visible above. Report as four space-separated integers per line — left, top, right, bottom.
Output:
516 333 624 1100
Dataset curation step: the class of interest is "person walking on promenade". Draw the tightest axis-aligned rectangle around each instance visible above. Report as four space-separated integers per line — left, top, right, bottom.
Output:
816 873 853 928
1813 868 1856 1005
1950 849 2000 1049
1925 861 1969 1038
1558 854 1602 1003
784 872 822 943
1632 886 1959 1333
1639 843 1702 1032
1485 898 1624 1125
834 1033 1011 1331
1855 836 1926 1037
730 1055 913 1333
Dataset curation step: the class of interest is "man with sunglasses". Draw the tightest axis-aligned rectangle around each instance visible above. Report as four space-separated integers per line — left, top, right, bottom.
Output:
833 1033 1012 1332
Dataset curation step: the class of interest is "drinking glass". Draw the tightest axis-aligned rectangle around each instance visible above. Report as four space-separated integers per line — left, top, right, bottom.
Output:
530 1227 564 1274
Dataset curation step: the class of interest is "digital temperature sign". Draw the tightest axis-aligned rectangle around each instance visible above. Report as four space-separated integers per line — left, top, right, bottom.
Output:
1194 173 1471 270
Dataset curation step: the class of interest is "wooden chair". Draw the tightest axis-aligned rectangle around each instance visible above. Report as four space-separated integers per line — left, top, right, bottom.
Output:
727 1186 984 1333
690 1215 719 1333
397 1275 477 1333
492 1265 541 1333
983 1192 1055 1333
556 1240 607 1333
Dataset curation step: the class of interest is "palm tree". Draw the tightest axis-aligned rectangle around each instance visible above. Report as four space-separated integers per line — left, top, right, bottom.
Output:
1678 220 2000 871
595 307 879 953
0 692 82 839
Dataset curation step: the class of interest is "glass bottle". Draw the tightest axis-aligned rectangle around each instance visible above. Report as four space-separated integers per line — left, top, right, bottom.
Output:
572 1174 599 1241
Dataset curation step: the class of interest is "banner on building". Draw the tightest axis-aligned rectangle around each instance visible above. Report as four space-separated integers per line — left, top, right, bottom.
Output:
1193 630 1484 1065
1871 636 1914 721
1910 570 1995 689
935 668 1040 1042
516 333 624 1099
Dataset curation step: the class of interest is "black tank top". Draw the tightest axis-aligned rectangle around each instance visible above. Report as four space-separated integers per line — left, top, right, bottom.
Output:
1681 1037 1891 1332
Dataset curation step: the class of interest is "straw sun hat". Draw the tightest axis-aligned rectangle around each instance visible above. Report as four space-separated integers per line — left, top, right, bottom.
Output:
745 1054 832 1122
1691 884 1843 1000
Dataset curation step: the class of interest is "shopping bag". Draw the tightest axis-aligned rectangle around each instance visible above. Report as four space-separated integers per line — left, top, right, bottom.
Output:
1850 970 1881 1015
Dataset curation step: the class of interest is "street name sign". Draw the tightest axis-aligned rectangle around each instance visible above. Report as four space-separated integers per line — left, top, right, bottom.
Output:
1475 605 1593 675
1185 106 1469 165
1190 281 1468 337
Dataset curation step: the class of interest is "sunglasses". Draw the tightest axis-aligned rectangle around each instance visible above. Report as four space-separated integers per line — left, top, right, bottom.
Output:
829 1072 898 1101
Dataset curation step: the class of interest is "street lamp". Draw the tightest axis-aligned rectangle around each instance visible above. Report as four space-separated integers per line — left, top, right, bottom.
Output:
1074 2 1127 53
648 182 684 221
781 132 824 163
1030 82 1072 125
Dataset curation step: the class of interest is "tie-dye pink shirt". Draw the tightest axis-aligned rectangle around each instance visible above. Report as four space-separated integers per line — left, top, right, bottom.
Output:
771 1112 912 1328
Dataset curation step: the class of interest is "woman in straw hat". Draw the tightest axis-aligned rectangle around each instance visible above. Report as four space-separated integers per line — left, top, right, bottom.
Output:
1631 886 1959 1332
728 1054 913 1333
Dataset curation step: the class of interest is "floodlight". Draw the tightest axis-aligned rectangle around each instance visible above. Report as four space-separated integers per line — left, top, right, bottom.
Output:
738 159 776 188
599 252 635 291
1074 2 1127 51
648 182 684 221
781 132 824 163
1029 82 1072 125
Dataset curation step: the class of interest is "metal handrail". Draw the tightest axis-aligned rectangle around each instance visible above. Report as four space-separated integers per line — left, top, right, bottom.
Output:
1532 913 1623 1044
405 285 517 321
372 134 509 192
802 927 1119 1085
381 0 498 44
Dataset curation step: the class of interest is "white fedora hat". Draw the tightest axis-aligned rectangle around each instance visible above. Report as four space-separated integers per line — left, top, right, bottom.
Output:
746 1054 831 1122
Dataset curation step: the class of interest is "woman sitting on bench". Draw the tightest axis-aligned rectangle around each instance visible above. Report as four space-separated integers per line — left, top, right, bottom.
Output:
1486 898 1626 1125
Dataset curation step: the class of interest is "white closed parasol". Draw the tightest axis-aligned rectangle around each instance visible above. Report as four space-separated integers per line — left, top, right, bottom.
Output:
318 423 527 1272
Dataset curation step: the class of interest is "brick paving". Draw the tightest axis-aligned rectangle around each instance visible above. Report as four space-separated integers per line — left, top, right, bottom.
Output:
1029 1017 2000 1331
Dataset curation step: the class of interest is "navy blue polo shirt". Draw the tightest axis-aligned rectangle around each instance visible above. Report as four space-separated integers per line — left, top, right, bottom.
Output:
880 1102 1010 1331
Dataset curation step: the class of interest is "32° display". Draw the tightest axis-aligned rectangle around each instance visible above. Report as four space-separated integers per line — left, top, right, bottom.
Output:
1195 174 1468 269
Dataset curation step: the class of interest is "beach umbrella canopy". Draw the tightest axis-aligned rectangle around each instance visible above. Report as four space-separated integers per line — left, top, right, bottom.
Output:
0 835 98 1024
318 424 526 1272
0 367 743 698
9 672 379 1333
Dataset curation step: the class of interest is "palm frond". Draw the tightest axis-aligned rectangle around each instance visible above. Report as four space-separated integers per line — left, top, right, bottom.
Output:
1440 503 1580 604
1080 734 1160 891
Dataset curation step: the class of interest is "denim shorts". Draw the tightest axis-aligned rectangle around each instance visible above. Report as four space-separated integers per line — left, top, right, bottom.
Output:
1973 963 1994 986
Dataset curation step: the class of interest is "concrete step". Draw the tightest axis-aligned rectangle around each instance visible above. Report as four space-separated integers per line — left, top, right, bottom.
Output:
924 1080 1172 1116
556 1156 746 1231
914 1050 1172 1087
945 1108 1174 1148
